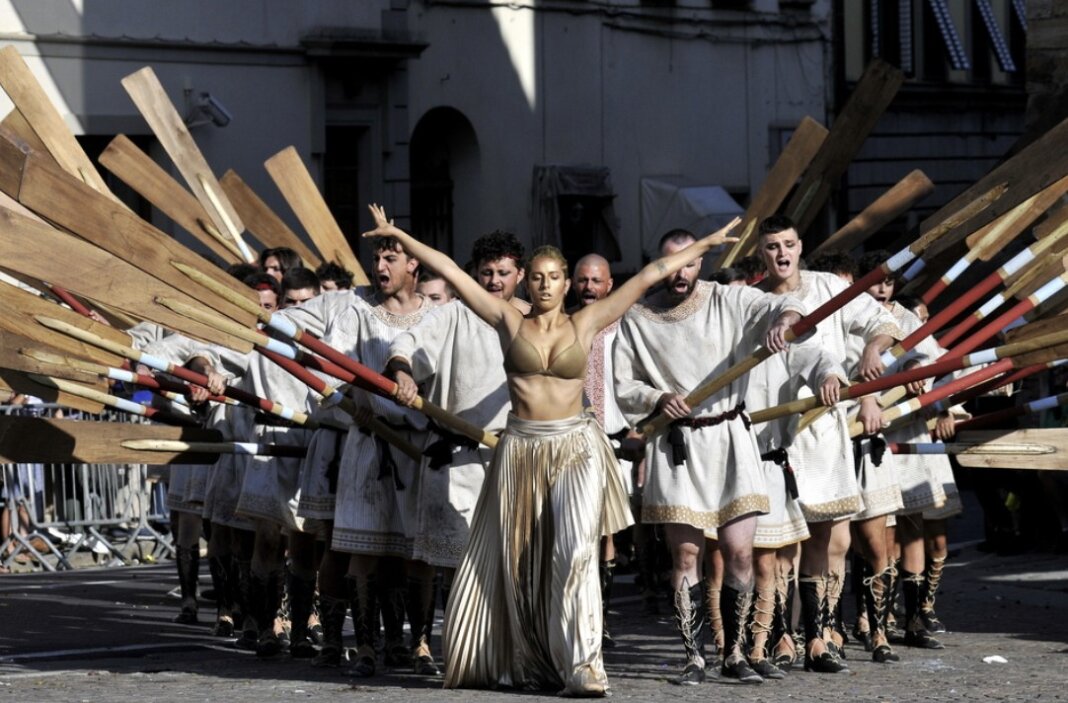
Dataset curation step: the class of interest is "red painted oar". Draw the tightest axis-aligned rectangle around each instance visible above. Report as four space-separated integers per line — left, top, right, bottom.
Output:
34 316 313 426
27 373 200 427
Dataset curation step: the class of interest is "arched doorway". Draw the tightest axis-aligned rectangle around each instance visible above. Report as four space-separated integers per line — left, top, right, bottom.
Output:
410 107 479 259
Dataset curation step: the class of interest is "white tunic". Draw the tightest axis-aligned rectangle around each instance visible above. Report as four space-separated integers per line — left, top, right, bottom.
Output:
389 301 510 568
613 280 805 529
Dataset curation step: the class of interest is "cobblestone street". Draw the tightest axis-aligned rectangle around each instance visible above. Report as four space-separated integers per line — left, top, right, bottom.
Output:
1 544 1066 702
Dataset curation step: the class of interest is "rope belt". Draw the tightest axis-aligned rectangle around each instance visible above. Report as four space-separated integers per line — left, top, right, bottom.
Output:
423 421 481 470
667 402 751 466
761 447 799 500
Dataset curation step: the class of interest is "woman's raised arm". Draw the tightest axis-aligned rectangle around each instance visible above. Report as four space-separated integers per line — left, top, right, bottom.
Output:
362 204 519 329
575 217 741 332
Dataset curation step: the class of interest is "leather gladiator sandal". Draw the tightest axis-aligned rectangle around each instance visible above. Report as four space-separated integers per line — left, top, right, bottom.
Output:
172 546 199 624
822 571 847 660
852 563 874 652
600 559 617 649
669 580 707 685
287 571 318 658
771 572 797 672
886 560 904 640
921 556 947 634
864 565 900 664
901 569 944 649
705 585 724 669
207 554 235 637
345 573 379 677
746 586 784 680
406 574 441 676
720 584 762 684
798 575 847 673
380 576 412 668
311 591 348 668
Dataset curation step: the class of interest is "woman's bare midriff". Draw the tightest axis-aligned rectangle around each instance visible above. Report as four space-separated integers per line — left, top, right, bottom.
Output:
507 375 585 421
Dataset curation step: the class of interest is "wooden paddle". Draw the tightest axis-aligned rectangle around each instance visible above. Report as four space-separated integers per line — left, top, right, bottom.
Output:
716 116 828 267
784 59 905 236
0 415 224 465
0 369 103 414
264 146 369 285
809 170 935 256
219 169 323 267
0 334 104 389
121 67 255 263
98 134 244 264
0 46 116 200
951 429 1068 471
121 439 307 458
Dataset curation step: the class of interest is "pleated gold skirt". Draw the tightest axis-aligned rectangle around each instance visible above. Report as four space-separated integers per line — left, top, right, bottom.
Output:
443 413 633 693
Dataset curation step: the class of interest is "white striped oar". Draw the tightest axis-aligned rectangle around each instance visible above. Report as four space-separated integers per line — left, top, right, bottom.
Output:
26 373 199 427
953 390 1068 432
121 439 307 458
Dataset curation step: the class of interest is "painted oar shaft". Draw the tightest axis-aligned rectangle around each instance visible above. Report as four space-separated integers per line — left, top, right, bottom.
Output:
953 391 1068 432
847 358 1013 437
34 316 309 425
121 439 307 458
885 240 1052 364
942 273 1068 360
26 373 198 427
171 262 498 448
49 285 94 317
889 441 1055 456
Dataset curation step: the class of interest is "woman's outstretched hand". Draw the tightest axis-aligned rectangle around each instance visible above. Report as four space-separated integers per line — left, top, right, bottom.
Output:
362 203 404 240
698 216 742 250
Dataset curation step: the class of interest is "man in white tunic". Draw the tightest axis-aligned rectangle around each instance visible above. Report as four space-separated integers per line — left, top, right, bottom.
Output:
613 228 804 684
386 232 529 674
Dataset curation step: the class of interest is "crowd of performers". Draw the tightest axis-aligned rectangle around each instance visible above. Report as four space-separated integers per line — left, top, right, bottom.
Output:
129 209 972 695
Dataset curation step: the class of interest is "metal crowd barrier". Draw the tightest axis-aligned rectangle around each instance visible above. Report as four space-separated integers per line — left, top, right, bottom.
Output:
0 403 173 572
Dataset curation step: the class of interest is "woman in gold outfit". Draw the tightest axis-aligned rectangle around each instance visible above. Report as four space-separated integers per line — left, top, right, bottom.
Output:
363 205 759 696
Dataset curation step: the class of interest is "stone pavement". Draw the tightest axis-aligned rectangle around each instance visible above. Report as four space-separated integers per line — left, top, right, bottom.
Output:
0 545 1067 703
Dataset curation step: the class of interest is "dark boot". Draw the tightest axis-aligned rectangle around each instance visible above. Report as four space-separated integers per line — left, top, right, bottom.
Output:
852 561 873 652
380 573 410 667
771 572 796 671
822 571 846 660
600 560 617 649
799 575 847 673
720 583 762 684
235 559 258 650
173 546 199 624
406 573 440 675
288 571 318 658
345 574 378 677
669 580 706 685
865 566 900 663
208 554 235 637
902 569 944 649
311 592 348 668
921 556 947 633
253 569 284 658
886 559 903 639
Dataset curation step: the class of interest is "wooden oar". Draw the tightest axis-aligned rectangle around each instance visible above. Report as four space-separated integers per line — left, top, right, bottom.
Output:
121 67 255 262
98 134 244 264
783 59 905 236
0 416 223 465
951 429 1068 471
264 146 369 285
121 439 307 458
0 369 102 414
640 190 1003 439
27 374 199 427
154 295 466 457
716 116 828 267
889 441 1056 456
34 316 311 424
886 214 1068 363
0 134 259 327
1 106 52 158
171 261 497 448
810 170 935 256
750 326 1068 425
0 46 115 199
219 170 323 267
953 391 1068 432
0 335 104 389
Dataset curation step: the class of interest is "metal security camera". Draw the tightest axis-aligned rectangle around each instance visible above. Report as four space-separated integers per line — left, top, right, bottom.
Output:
199 92 232 127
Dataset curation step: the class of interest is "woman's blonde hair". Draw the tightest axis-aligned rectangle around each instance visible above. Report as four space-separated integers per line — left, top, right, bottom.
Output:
528 245 569 275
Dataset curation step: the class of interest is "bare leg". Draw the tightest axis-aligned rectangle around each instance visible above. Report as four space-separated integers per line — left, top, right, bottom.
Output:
921 518 949 632
664 523 707 684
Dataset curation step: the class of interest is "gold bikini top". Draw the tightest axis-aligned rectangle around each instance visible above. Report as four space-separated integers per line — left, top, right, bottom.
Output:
504 319 588 380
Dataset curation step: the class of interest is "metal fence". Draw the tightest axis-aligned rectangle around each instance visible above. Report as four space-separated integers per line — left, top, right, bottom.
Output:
0 403 173 572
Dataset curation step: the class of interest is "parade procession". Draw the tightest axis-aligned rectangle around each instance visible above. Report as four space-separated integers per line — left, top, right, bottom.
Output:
1 3 1068 700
